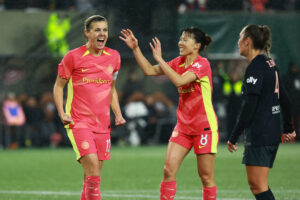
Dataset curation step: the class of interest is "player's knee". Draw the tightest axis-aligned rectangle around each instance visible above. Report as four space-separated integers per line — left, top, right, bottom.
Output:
247 179 262 194
163 165 176 179
199 173 214 187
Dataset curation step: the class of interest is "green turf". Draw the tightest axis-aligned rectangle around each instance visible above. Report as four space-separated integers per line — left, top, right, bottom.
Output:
0 143 299 200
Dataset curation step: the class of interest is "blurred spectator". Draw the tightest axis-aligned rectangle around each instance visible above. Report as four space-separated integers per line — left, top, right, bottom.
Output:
178 0 207 14
119 68 145 107
223 69 243 140
211 62 226 140
23 96 44 147
2 92 26 149
145 92 176 144
249 0 268 12
40 92 62 147
282 62 300 139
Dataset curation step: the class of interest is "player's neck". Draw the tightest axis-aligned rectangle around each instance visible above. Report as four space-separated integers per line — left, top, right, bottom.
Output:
247 49 262 62
185 53 198 68
86 43 103 56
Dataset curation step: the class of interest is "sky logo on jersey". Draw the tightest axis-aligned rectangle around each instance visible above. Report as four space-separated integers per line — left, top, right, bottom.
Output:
192 62 202 69
246 76 258 85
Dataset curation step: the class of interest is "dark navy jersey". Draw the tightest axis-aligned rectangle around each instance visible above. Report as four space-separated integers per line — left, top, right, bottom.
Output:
243 55 281 146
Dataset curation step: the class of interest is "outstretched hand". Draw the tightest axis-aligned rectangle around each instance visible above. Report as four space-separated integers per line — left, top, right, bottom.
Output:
281 131 296 143
227 141 239 152
119 29 139 50
149 37 163 62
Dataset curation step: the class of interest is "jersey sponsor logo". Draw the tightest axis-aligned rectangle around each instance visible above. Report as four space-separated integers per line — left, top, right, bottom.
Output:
82 77 111 84
192 62 202 69
246 76 258 85
178 87 195 94
272 105 280 114
81 68 89 72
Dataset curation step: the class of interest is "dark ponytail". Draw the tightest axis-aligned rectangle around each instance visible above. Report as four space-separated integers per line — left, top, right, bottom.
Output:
242 24 272 58
181 26 212 52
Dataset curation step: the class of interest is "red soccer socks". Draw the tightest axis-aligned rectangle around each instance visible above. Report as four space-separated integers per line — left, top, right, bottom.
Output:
84 176 101 200
160 180 177 200
203 185 217 200
80 180 86 200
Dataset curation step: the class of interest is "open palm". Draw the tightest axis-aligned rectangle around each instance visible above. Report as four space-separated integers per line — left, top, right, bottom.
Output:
119 29 139 50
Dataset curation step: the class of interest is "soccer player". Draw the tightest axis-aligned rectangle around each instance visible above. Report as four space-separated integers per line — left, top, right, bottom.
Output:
53 15 126 200
120 27 218 200
227 24 296 200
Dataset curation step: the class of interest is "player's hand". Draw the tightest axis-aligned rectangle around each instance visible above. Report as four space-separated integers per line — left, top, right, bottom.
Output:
119 29 139 50
281 131 296 143
149 37 162 62
115 115 126 126
227 141 239 152
60 113 73 125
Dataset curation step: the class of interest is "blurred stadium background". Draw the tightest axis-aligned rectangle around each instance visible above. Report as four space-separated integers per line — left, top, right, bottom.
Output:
0 0 299 199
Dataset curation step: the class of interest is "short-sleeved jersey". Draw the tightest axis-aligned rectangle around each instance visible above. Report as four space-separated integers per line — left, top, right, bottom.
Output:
58 45 121 133
168 55 218 135
242 55 281 146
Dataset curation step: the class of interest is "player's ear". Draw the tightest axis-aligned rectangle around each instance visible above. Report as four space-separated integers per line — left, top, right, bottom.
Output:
84 29 89 38
195 43 201 51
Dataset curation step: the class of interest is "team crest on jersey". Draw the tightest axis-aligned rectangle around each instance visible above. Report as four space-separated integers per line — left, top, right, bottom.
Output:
81 141 90 150
246 76 258 85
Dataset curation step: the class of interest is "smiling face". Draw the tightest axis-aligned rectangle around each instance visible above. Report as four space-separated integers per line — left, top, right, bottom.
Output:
178 32 200 56
84 20 108 52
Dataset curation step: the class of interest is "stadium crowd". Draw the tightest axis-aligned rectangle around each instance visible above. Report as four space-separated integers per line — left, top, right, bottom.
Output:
1 0 300 12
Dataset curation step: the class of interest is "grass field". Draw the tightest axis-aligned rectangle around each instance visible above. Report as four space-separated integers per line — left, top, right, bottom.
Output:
0 143 299 200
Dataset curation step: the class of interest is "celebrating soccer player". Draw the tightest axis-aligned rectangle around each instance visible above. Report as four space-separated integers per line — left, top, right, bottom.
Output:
120 27 219 200
227 24 296 200
53 15 126 200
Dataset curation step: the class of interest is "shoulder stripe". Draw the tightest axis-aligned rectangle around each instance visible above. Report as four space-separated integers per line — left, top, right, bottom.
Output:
103 50 111 56
82 50 90 57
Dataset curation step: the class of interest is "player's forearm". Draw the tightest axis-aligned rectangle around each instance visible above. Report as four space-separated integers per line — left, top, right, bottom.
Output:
229 94 259 144
53 84 65 119
132 47 159 76
279 83 294 133
110 88 122 117
156 58 186 87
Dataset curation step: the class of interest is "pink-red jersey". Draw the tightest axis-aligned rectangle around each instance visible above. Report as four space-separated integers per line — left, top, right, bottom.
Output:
168 55 218 135
58 45 120 133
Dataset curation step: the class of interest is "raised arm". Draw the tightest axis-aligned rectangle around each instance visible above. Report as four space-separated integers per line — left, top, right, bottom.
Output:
53 75 73 125
119 29 163 76
149 37 197 87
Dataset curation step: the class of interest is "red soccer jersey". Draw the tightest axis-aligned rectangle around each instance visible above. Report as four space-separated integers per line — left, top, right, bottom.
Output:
168 55 218 135
58 45 120 133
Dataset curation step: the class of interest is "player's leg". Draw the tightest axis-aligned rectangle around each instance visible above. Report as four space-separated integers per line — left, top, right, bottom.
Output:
196 154 217 200
194 131 218 200
160 131 191 200
81 154 102 200
66 128 102 200
246 165 275 200
243 145 278 200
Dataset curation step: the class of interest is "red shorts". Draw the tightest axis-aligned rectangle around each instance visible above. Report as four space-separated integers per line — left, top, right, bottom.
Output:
169 130 219 154
66 128 111 161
